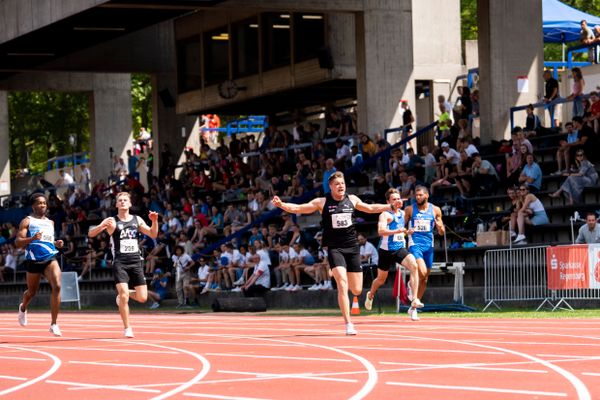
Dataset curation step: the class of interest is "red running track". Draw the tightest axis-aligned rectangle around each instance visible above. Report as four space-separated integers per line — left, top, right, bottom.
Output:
1 311 599 399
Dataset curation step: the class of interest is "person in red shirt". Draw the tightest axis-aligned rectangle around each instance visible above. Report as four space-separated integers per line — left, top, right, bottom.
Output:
588 91 600 134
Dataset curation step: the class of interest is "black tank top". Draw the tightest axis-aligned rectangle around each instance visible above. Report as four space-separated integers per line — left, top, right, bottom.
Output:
110 215 142 263
322 193 358 248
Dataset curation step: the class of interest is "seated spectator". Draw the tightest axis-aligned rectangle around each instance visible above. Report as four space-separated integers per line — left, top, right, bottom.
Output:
373 173 390 203
0 244 17 282
187 256 213 297
571 116 597 163
487 187 522 238
241 240 271 297
358 234 379 266
422 145 437 185
148 268 169 309
290 243 317 291
359 133 377 157
430 154 457 196
441 142 460 166
524 104 541 137
518 153 543 193
513 127 533 154
514 185 550 244
553 122 578 174
145 230 169 274
470 153 499 196
550 150 598 204
455 150 474 197
55 169 74 188
575 212 600 244
271 242 293 291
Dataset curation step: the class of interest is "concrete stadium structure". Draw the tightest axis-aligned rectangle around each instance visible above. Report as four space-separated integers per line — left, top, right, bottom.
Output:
0 0 543 195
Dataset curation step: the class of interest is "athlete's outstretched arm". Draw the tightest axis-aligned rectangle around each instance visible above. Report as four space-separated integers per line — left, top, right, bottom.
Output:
138 211 159 238
271 196 323 215
88 217 115 238
351 195 392 214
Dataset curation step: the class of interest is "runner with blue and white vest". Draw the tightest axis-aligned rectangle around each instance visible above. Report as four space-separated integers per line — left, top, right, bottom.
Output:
364 188 423 314
16 193 64 336
405 185 445 321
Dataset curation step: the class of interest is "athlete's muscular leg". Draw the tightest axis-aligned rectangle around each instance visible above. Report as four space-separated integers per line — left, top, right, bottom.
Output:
332 267 352 323
367 269 388 300
401 254 420 301
44 261 62 325
416 258 430 300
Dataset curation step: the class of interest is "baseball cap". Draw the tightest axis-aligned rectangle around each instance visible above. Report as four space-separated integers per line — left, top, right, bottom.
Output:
441 142 449 147
154 268 162 274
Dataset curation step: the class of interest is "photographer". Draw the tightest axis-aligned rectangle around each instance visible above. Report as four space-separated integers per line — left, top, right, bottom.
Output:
148 268 170 309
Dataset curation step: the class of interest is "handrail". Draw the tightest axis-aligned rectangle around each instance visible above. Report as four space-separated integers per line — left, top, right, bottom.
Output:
566 42 599 68
201 115 268 136
509 94 589 130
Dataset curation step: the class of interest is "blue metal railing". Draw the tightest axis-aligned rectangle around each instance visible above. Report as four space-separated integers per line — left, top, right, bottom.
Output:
509 95 588 130
46 152 90 171
201 115 268 136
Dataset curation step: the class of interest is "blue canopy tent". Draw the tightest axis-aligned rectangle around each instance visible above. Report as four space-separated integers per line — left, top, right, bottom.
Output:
543 0 600 43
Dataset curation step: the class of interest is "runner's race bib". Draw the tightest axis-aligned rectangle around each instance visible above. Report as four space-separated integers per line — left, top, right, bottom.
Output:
331 213 352 229
393 233 405 242
120 238 139 254
413 219 430 232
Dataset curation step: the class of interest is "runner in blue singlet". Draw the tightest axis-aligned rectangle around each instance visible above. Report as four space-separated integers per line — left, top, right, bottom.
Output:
404 185 445 321
16 193 65 336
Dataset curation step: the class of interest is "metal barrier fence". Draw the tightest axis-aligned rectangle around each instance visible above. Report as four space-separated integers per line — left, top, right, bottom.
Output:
484 245 600 311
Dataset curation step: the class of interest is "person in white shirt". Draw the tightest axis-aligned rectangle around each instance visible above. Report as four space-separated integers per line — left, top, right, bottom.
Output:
358 234 379 266
272 242 294 290
241 240 271 297
422 145 437 185
291 243 318 291
334 138 351 170
441 142 461 166
172 245 194 307
55 169 74 187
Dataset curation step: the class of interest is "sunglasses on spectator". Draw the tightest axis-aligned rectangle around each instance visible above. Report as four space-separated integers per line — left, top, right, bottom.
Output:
576 153 584 157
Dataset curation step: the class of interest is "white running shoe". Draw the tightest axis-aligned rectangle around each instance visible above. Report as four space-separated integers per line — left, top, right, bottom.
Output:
124 327 134 338
149 302 160 310
345 322 357 336
308 284 319 291
49 324 62 337
18 303 27 326
294 284 302 291
408 307 420 321
233 277 245 286
364 291 373 311
231 287 242 292
513 234 527 243
411 298 425 308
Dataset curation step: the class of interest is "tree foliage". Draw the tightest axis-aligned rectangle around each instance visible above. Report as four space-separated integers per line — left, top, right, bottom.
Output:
8 74 152 177
8 92 90 176
131 73 153 138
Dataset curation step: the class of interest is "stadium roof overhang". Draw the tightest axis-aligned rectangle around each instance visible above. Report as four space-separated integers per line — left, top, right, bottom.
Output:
0 0 223 81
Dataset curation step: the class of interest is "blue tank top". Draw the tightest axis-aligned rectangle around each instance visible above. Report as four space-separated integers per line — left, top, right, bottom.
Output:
379 210 406 251
408 203 435 249
25 216 58 261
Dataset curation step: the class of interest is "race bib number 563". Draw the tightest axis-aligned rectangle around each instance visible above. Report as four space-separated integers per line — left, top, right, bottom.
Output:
331 213 352 229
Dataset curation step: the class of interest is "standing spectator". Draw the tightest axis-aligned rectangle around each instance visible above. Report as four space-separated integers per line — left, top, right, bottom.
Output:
437 95 453 119
543 70 559 125
322 158 337 194
400 100 414 138
172 245 194 307
126 150 140 180
550 150 598 204
79 164 92 194
575 212 600 244
334 138 351 171
518 153 543 193
567 67 585 118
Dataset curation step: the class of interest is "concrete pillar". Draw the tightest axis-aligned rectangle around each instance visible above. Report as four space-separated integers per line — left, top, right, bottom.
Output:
89 74 132 182
477 0 544 142
0 92 9 197
355 0 415 139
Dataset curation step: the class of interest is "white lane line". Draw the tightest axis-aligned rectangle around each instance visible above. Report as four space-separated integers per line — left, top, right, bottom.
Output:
385 381 567 397
0 355 47 361
69 360 194 371
379 360 547 374
217 369 357 383
26 345 179 354
335 345 504 355
581 372 600 376
0 345 61 397
456 343 591 400
468 340 600 347
183 392 272 399
0 375 27 381
538 354 600 360
205 353 350 363
46 379 161 393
